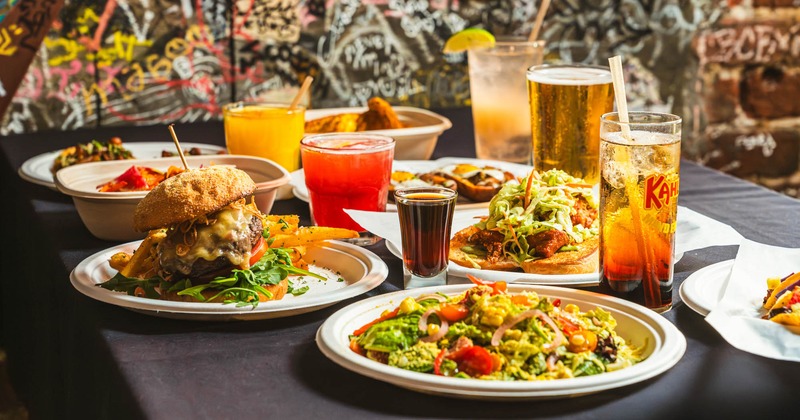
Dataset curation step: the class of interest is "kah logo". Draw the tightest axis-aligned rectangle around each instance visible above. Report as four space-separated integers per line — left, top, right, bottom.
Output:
644 174 678 210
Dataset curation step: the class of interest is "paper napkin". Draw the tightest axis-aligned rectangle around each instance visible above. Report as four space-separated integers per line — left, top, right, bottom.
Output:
705 239 800 362
345 206 743 261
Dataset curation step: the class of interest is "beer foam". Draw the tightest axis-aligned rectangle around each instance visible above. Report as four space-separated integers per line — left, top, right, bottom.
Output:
527 66 612 86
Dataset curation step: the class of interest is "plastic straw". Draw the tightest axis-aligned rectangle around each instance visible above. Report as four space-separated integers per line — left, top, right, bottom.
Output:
167 124 189 170
528 0 551 43
606 55 660 308
290 76 314 110
608 55 632 140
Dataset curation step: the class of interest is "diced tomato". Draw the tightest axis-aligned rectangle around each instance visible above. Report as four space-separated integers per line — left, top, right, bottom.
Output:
249 237 267 266
352 307 400 337
789 289 800 306
466 275 507 295
453 346 494 377
433 348 446 376
349 338 364 355
511 295 530 306
552 298 561 307
556 316 581 336
438 303 469 322
566 329 598 353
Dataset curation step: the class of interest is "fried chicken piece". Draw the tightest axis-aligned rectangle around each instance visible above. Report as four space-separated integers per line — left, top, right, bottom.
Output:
356 97 406 131
304 113 360 133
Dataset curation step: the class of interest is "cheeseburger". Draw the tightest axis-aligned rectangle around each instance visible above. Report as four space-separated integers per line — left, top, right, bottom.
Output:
103 166 302 304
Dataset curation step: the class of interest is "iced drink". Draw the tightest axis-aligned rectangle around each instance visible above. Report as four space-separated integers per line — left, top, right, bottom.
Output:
598 112 681 313
468 40 544 164
527 65 614 184
300 134 395 240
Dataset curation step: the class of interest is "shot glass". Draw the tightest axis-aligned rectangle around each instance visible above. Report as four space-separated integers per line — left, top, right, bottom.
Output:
468 39 545 164
598 112 682 313
222 102 305 172
394 186 457 288
300 133 395 246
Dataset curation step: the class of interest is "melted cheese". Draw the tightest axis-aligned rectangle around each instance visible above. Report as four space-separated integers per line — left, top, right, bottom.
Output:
159 206 254 276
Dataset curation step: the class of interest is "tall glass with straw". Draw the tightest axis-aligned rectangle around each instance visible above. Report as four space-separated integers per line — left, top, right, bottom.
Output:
598 56 681 313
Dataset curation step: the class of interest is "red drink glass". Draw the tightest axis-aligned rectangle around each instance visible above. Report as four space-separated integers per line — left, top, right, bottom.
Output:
300 133 395 245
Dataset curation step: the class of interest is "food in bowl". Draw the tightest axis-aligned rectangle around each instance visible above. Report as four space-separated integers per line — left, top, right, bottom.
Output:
762 272 800 326
101 166 358 307
52 137 135 173
349 276 643 379
449 169 599 275
305 97 408 133
97 165 184 192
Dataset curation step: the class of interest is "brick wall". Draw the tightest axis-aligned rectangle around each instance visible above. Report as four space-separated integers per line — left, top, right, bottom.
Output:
693 3 800 198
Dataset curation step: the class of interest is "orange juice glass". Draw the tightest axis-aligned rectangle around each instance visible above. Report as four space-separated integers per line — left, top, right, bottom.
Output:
222 102 305 172
301 134 395 245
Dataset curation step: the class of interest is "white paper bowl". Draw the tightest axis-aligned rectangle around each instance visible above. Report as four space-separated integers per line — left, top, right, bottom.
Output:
54 155 290 241
305 106 452 160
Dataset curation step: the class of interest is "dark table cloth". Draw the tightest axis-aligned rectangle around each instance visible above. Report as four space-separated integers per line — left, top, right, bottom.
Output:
1 108 799 419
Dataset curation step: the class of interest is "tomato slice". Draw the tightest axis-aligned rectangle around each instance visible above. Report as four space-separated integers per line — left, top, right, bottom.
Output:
453 346 494 377
433 348 446 376
556 316 581 336
438 303 469 322
466 275 507 295
352 307 400 337
249 237 268 266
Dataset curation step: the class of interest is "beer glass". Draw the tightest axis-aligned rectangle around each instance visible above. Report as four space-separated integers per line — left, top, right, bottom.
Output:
598 112 681 313
395 187 457 288
527 64 614 184
469 39 545 163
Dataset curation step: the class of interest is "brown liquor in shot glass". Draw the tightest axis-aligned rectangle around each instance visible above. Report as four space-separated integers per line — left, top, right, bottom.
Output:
394 187 457 288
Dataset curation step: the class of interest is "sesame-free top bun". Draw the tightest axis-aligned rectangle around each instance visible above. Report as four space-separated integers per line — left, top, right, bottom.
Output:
133 166 256 231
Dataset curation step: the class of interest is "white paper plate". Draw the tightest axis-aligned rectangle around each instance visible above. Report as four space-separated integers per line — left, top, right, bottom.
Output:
679 260 733 316
317 284 686 400
291 157 532 212
70 240 388 321
19 142 226 189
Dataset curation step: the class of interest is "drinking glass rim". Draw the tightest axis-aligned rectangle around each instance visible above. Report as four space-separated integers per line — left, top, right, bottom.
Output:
300 133 396 154
394 186 458 202
526 63 612 84
222 101 305 115
601 111 682 127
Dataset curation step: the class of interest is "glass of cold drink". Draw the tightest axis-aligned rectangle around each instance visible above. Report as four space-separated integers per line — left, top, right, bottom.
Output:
598 112 681 313
394 186 457 288
527 64 615 184
469 39 545 164
223 102 306 172
300 133 395 246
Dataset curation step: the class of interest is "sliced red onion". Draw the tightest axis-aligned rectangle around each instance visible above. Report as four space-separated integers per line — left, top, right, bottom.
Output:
418 308 450 342
418 308 437 332
490 309 565 352
421 319 449 342
415 294 447 303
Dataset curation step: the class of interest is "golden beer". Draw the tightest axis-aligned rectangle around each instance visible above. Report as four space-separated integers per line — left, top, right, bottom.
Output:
527 65 614 184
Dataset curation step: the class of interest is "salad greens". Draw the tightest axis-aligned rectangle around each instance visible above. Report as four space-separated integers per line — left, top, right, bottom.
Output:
350 281 643 381
99 246 323 308
478 169 598 265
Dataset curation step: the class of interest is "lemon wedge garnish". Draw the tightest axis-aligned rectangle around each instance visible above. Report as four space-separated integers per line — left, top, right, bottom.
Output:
443 28 496 54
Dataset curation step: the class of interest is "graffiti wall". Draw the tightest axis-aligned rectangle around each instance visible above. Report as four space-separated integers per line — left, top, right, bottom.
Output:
0 0 722 136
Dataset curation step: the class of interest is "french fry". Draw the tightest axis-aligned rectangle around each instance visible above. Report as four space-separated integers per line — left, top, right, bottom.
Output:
109 252 132 271
264 215 300 236
119 229 166 278
269 226 359 248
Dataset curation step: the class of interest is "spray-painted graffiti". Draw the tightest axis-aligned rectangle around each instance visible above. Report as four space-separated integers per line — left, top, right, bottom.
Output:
1 0 721 135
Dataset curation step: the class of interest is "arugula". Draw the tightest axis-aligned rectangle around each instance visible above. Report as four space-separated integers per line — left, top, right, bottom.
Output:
98 247 324 308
